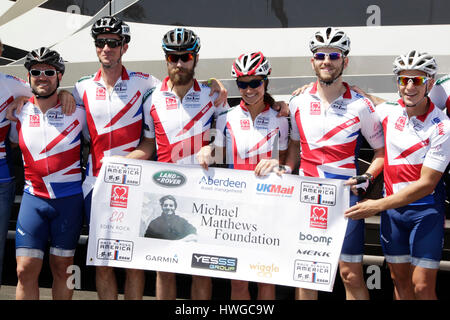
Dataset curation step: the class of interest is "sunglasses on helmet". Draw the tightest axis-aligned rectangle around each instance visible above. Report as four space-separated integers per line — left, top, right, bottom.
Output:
166 53 195 63
313 52 343 60
29 69 57 77
94 38 123 48
397 76 429 86
236 78 266 89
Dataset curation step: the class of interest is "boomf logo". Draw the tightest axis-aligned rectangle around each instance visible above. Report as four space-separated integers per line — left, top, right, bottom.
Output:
310 205 328 229
110 185 129 208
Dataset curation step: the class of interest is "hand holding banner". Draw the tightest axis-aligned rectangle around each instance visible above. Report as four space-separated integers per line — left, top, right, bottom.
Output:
87 157 349 292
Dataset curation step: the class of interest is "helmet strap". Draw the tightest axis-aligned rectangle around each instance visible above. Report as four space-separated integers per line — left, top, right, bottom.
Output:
29 74 60 99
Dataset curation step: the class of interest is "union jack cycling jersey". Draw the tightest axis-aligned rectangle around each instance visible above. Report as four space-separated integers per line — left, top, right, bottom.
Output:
289 82 384 179
0 73 32 182
429 74 450 115
215 100 289 170
143 77 229 164
10 97 86 199
376 99 450 204
73 67 160 187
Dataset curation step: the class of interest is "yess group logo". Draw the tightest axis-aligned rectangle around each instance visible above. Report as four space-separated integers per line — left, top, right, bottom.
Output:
310 205 328 229
110 185 129 208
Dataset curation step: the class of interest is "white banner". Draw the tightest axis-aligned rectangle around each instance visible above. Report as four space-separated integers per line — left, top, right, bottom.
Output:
86 157 349 292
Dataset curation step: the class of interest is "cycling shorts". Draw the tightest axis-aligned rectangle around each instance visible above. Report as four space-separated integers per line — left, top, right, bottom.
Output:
380 203 445 269
15 192 84 259
340 193 365 263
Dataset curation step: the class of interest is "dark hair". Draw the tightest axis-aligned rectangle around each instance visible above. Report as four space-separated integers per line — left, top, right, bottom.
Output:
263 79 275 106
159 195 177 208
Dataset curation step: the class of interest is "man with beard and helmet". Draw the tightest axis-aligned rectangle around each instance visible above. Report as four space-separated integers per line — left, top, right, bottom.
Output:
345 51 450 300
11 47 86 299
74 18 227 300
284 27 385 300
126 27 230 300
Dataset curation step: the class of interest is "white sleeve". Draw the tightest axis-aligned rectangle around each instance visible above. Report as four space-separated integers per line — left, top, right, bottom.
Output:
72 83 84 106
429 78 450 111
289 98 300 141
142 95 155 139
213 112 227 148
359 99 384 149
3 74 32 98
278 117 289 151
423 119 450 172
9 119 19 144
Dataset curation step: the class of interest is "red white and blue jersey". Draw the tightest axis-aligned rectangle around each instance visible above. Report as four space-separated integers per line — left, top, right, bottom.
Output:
143 77 229 164
0 72 31 182
289 82 384 179
376 99 450 204
429 74 450 115
215 100 289 170
10 97 86 199
73 67 160 193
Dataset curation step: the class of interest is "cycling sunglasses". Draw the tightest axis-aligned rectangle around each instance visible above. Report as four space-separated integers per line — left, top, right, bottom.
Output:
313 52 343 60
94 38 123 48
29 69 57 77
397 76 429 86
166 53 195 63
236 78 266 89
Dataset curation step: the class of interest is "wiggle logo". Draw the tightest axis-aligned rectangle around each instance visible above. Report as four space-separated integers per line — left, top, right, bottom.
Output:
310 205 328 229
166 97 178 110
110 185 129 208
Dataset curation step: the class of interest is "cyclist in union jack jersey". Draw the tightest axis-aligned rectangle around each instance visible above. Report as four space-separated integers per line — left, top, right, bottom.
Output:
284 27 385 300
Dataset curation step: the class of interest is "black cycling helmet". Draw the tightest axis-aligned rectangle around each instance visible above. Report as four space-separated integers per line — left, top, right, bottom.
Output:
24 47 65 74
91 16 130 43
162 28 200 53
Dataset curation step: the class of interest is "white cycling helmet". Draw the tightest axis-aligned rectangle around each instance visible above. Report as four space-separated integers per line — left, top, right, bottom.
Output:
231 52 271 78
393 50 437 77
309 27 351 56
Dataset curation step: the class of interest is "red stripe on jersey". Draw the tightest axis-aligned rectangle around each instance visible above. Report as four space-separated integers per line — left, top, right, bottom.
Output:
0 124 10 145
0 96 14 113
105 91 141 128
176 101 212 137
151 104 209 163
394 139 430 160
247 128 279 153
84 91 142 176
226 122 271 170
64 168 82 175
295 109 357 177
316 116 360 143
40 119 80 154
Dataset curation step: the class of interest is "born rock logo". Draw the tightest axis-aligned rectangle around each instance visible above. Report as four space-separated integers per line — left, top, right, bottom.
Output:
310 205 328 229
153 170 186 188
110 185 129 208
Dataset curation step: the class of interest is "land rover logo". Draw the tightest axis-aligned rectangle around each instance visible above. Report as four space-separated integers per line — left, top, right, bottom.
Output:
153 170 186 187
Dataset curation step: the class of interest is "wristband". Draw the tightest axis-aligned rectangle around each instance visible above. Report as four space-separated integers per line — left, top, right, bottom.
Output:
207 78 216 87
364 172 374 183
278 165 292 174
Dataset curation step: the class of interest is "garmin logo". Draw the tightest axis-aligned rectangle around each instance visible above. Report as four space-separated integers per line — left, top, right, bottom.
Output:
153 170 186 187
